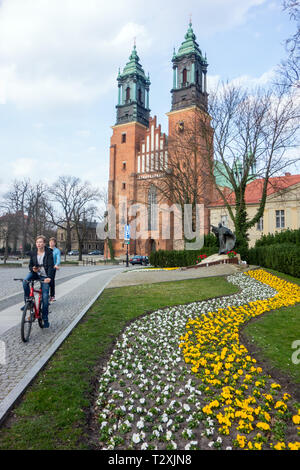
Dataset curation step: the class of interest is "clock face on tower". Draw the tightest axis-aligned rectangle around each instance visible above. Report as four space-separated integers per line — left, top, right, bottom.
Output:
177 121 184 133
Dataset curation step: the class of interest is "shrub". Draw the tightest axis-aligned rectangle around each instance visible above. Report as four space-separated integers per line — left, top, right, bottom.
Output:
255 229 300 247
248 243 300 277
149 247 218 268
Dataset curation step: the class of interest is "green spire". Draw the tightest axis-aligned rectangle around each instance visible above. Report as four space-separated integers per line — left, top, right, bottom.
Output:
174 21 203 59
120 44 147 80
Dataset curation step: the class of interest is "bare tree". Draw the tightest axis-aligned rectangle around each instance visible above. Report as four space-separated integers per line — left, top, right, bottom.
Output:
46 176 81 259
27 181 56 242
0 206 19 263
277 0 300 89
4 179 34 255
47 176 100 261
71 184 100 261
202 82 300 257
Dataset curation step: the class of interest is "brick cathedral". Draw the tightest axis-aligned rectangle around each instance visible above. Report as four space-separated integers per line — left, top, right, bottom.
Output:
106 22 215 259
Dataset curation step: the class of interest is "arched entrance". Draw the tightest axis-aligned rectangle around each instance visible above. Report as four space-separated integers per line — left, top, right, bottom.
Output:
146 238 156 256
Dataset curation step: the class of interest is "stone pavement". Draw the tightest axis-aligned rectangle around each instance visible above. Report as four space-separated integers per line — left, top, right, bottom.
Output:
0 266 124 421
106 263 253 288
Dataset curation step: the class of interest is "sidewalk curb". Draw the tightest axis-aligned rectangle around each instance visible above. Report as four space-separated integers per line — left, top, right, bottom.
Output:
0 269 123 425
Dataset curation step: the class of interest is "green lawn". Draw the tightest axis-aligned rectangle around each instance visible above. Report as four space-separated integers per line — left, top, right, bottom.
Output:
243 269 300 384
0 276 238 450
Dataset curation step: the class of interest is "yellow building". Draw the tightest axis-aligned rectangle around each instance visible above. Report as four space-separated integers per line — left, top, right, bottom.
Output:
209 173 300 247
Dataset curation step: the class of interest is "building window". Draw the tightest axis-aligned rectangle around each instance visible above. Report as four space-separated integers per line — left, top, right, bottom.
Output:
276 210 285 229
122 182 126 190
121 133 126 143
138 88 142 103
148 185 157 231
126 86 130 102
122 162 126 170
182 68 187 86
257 217 264 231
221 215 228 226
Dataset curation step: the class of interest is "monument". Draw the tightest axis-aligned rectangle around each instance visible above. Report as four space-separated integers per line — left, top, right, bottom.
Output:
211 223 236 255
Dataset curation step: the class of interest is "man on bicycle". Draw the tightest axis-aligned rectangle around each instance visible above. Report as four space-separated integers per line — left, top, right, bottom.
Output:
22 235 54 328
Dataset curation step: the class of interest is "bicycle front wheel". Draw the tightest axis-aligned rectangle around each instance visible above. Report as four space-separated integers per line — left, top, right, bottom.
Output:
21 302 34 343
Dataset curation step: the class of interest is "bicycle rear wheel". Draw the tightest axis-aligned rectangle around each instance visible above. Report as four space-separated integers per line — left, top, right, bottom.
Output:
21 302 34 343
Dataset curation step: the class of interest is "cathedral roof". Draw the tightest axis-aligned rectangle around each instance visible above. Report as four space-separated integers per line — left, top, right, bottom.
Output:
119 45 150 82
174 22 206 62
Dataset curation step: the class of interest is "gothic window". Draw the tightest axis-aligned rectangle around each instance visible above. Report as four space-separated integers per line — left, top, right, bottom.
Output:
182 68 187 86
138 88 142 103
126 86 130 102
196 70 199 85
122 133 126 143
148 185 157 231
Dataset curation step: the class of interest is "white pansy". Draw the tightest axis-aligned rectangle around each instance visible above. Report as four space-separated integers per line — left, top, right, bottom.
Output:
96 272 277 450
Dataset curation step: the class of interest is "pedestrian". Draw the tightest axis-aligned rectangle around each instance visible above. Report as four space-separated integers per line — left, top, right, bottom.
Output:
49 237 61 302
22 235 54 328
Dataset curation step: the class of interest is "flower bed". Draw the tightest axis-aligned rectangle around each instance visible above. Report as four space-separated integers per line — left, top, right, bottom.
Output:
95 270 300 450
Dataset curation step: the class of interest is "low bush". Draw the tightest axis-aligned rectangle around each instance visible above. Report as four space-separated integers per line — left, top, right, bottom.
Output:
248 243 300 277
150 246 218 267
255 228 300 247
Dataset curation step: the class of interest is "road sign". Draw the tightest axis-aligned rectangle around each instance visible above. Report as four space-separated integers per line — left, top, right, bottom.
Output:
124 224 130 241
124 240 130 245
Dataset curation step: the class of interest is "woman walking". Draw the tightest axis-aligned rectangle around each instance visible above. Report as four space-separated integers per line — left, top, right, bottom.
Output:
49 237 61 302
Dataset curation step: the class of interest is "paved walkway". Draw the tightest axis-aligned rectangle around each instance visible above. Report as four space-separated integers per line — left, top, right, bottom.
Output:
106 263 252 288
0 266 124 420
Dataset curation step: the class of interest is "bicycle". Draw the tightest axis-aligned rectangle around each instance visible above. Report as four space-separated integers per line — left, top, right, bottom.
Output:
14 278 46 342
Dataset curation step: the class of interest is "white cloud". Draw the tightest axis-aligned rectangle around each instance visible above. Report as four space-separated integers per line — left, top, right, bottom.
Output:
208 67 276 93
11 158 36 177
0 0 267 109
77 130 91 138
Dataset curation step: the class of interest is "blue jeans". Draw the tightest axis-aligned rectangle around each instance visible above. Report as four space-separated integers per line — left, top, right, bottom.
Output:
23 272 50 321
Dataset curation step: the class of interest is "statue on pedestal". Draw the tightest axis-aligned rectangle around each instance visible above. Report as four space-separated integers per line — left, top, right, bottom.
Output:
211 223 236 255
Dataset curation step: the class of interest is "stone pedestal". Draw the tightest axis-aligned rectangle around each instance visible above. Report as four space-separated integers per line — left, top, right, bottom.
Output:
198 253 241 265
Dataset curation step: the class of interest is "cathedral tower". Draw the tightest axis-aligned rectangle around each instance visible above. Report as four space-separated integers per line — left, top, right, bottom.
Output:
107 45 151 258
171 21 208 112
167 22 213 234
116 44 151 127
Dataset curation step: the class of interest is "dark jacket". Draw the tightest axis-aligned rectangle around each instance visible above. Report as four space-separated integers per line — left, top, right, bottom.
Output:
29 247 55 279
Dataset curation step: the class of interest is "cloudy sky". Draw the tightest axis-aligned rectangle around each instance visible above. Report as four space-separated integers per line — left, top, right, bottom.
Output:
0 0 297 198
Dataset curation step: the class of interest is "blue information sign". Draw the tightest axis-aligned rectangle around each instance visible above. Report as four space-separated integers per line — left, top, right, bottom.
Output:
124 224 130 240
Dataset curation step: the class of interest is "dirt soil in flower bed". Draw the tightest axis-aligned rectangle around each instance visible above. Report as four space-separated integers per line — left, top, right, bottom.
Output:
240 318 300 403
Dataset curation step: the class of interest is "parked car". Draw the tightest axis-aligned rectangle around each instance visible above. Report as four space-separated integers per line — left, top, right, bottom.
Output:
68 250 79 256
129 255 149 266
88 250 103 255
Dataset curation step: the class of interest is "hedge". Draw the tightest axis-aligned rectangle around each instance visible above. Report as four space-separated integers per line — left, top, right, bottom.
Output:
149 246 218 268
248 243 300 278
255 229 300 247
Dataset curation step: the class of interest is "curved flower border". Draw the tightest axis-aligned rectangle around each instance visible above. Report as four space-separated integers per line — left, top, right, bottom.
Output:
96 270 300 450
